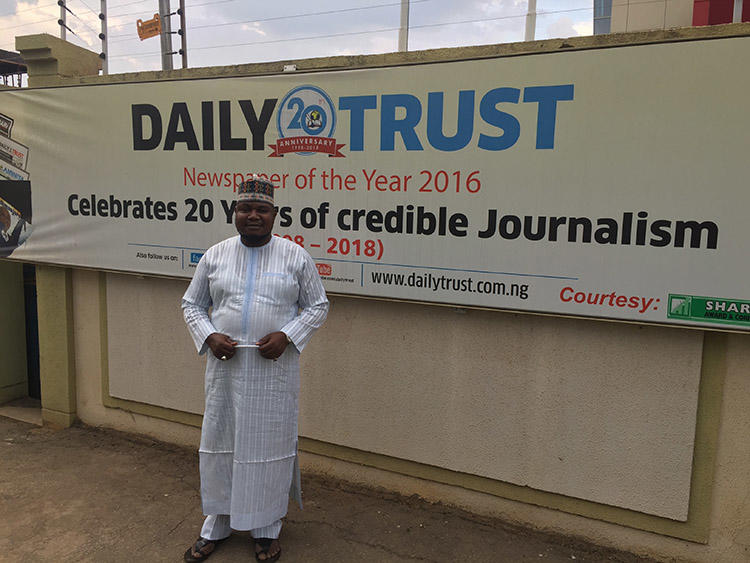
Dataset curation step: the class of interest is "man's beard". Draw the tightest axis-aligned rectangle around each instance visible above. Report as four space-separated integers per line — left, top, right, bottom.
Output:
241 232 271 244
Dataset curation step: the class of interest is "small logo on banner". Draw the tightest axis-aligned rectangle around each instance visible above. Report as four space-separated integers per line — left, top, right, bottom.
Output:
316 263 332 276
668 294 750 327
190 252 204 264
669 296 691 317
270 85 345 157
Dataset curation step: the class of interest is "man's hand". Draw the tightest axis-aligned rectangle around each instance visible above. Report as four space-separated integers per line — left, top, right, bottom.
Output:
257 331 289 360
206 333 237 360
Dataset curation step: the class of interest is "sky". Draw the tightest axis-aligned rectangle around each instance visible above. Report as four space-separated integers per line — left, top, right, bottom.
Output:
0 0 594 75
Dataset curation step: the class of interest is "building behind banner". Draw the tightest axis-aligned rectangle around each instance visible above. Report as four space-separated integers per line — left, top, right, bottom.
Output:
1 27 749 563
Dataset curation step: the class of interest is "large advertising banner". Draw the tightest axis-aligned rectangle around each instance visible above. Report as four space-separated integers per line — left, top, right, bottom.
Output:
1 37 748 331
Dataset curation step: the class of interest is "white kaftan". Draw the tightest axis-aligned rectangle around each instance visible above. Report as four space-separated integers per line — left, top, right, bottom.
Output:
182 235 328 530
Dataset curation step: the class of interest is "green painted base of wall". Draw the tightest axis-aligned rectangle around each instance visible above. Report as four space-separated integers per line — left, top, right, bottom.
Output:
42 408 76 428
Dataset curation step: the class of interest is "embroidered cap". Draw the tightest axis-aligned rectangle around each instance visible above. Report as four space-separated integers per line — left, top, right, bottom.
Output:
237 175 275 204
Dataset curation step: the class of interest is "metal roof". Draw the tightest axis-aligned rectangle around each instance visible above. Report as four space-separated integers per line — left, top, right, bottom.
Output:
0 49 27 76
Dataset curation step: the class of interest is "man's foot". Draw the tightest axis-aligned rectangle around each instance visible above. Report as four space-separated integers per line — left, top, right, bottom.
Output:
184 537 223 562
254 538 281 562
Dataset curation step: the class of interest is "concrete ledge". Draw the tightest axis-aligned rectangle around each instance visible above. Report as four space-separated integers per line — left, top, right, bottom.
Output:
15 33 101 87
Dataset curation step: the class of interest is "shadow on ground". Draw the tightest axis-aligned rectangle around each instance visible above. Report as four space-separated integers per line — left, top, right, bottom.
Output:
0 416 657 562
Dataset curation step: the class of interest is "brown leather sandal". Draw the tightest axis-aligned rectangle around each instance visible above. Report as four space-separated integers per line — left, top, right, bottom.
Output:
254 537 281 562
184 537 224 562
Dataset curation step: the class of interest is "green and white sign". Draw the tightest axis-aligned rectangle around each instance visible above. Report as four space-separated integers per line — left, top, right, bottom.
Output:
668 295 750 328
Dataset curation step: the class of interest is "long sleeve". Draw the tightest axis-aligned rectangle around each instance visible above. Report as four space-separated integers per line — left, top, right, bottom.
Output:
281 251 329 352
182 254 217 355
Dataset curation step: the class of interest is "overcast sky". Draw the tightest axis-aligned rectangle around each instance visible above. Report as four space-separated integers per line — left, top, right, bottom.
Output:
1 0 594 74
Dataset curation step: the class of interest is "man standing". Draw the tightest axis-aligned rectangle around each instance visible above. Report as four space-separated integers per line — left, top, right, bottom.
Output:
182 176 328 562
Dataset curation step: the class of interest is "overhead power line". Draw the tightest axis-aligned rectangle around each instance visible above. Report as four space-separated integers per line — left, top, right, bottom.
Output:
106 0 603 42
64 4 100 35
75 0 103 17
109 0 255 16
198 0 432 32
108 0 154 11
107 0 431 22
108 0 432 37
6 17 58 30
110 18 493 58
110 3 603 57
0 1 57 18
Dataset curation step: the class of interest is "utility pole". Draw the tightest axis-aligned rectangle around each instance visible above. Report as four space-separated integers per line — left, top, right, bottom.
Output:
399 0 409 52
99 0 108 74
59 0 67 40
179 0 188 69
525 0 536 42
159 0 174 71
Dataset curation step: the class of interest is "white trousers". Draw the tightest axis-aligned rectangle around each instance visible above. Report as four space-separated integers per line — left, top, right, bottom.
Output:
201 514 282 540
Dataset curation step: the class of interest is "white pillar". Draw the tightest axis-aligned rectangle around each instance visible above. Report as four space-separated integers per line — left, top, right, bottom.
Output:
399 0 410 52
525 0 537 42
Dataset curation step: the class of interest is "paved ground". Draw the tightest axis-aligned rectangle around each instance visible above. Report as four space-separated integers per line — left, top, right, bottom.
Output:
0 415 658 562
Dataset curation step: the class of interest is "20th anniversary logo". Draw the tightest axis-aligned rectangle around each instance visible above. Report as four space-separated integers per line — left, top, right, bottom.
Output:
269 85 346 158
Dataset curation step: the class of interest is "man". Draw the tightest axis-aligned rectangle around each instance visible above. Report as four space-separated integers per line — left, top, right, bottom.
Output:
182 176 328 562
0 200 32 258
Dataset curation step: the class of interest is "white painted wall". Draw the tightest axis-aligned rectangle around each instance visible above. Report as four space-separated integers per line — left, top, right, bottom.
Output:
106 273 204 415
302 297 704 521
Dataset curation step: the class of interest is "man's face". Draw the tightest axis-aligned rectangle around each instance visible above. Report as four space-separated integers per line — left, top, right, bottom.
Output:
0 206 10 232
234 200 277 240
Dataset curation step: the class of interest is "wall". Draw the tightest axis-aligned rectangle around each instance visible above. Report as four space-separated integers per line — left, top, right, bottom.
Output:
301 298 705 521
72 270 748 561
0 261 27 402
71 269 201 445
16 25 750 563
301 332 748 563
102 273 703 521
611 0 694 32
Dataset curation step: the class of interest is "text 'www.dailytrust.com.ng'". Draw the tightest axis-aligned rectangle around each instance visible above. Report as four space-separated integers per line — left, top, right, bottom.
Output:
369 270 530 300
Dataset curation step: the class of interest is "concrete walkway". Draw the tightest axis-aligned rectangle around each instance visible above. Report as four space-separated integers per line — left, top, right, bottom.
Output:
0 415 655 562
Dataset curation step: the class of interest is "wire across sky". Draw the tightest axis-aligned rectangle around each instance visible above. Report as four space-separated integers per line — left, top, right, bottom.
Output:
0 0 610 73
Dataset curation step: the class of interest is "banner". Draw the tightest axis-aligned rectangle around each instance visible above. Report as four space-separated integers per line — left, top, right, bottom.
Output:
1 36 748 331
